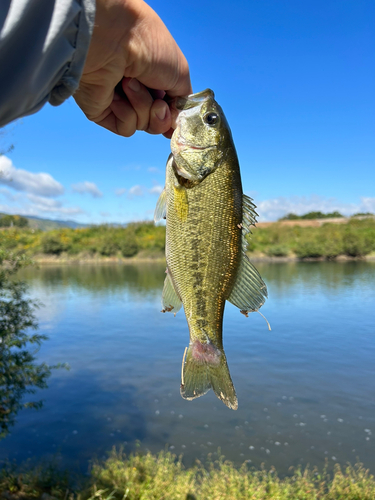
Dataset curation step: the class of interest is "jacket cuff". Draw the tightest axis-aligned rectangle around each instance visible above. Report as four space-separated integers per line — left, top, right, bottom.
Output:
49 0 96 106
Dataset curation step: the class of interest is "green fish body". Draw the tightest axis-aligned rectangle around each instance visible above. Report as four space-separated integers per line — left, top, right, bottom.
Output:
155 89 267 410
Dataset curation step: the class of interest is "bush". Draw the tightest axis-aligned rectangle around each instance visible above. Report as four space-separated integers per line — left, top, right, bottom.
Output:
343 220 375 257
293 239 324 258
343 232 373 257
0 215 28 227
98 240 120 256
120 239 139 257
41 234 67 255
266 244 290 257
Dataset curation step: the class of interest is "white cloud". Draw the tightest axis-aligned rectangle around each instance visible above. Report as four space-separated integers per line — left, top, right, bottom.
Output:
149 184 163 195
253 195 372 222
26 194 84 215
127 185 144 198
0 155 64 197
0 187 84 218
72 181 103 198
148 167 161 174
115 188 126 196
360 197 375 213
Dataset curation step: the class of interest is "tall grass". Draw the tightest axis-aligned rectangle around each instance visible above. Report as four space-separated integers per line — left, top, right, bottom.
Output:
1 449 375 499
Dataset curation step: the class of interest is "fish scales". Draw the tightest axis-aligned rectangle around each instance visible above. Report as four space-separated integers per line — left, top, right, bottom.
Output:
166 151 242 346
155 89 268 409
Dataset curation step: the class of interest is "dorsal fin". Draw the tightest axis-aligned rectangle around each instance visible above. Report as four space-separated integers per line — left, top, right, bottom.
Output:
242 194 259 237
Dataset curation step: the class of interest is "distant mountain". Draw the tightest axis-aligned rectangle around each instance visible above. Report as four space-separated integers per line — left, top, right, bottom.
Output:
0 212 89 231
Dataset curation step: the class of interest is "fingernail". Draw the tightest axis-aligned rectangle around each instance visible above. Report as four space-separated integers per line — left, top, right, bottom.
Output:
128 78 140 92
155 106 167 121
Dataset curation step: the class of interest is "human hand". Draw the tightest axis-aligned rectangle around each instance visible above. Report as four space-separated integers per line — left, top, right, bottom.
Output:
74 0 192 138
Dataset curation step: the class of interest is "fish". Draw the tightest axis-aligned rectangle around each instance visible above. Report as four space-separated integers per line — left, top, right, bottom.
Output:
154 89 268 410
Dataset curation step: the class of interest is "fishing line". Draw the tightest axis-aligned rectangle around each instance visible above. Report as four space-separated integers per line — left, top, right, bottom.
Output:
257 311 271 331
181 346 187 386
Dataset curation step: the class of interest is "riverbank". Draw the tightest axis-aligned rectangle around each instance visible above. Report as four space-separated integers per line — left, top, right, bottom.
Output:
1 218 375 262
29 252 375 264
1 449 375 500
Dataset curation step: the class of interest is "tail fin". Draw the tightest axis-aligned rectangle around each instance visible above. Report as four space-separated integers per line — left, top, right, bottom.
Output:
180 341 238 410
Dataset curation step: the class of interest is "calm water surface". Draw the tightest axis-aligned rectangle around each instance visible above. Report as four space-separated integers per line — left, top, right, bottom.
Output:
1 261 374 474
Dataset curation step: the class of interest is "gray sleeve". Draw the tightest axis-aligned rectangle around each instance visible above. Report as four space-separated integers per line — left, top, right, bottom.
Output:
0 0 96 128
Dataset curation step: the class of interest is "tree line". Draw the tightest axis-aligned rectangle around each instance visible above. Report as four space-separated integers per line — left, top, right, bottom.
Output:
1 218 375 259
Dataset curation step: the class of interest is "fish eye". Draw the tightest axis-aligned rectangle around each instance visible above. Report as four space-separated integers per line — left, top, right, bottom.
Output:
204 112 219 126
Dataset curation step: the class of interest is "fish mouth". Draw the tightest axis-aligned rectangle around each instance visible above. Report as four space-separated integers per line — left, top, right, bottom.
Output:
169 89 214 113
175 141 216 152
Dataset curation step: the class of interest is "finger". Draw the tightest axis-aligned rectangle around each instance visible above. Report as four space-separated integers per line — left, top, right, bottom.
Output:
164 53 192 98
122 78 154 131
103 95 138 137
148 88 165 100
163 128 174 139
147 100 172 135
74 81 114 123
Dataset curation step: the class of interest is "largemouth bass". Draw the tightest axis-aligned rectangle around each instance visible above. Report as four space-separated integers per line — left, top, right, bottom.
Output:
154 89 267 410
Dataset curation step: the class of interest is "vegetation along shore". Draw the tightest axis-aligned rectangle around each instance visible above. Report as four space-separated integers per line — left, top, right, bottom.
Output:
1 449 375 499
1 214 375 263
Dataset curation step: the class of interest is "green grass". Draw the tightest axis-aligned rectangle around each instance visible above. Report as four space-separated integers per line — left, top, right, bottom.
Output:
1 449 375 499
1 218 375 260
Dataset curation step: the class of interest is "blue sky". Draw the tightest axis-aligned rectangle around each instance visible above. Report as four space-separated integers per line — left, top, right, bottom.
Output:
0 0 374 223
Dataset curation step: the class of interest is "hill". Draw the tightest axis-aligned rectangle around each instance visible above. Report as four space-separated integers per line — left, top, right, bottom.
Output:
0 212 88 231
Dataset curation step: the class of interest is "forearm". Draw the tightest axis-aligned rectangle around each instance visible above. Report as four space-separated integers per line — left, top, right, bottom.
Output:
0 0 95 127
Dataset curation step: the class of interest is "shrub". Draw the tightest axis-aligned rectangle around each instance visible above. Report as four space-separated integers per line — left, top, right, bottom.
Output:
120 239 139 257
97 240 120 256
293 239 324 259
0 215 28 227
41 234 68 255
266 244 290 257
343 232 372 257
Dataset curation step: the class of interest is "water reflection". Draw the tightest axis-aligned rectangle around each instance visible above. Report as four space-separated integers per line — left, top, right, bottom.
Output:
20 263 166 295
19 260 375 296
2 261 374 474
257 260 375 295
0 262 52 440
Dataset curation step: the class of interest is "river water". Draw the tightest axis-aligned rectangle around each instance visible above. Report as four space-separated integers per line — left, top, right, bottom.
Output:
1 261 374 474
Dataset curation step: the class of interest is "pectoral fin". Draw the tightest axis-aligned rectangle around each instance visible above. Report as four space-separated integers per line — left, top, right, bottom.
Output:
228 251 267 313
154 188 167 222
228 194 267 313
161 270 182 315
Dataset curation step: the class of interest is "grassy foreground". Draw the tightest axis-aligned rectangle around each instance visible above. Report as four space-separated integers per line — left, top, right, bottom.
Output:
1 449 375 500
